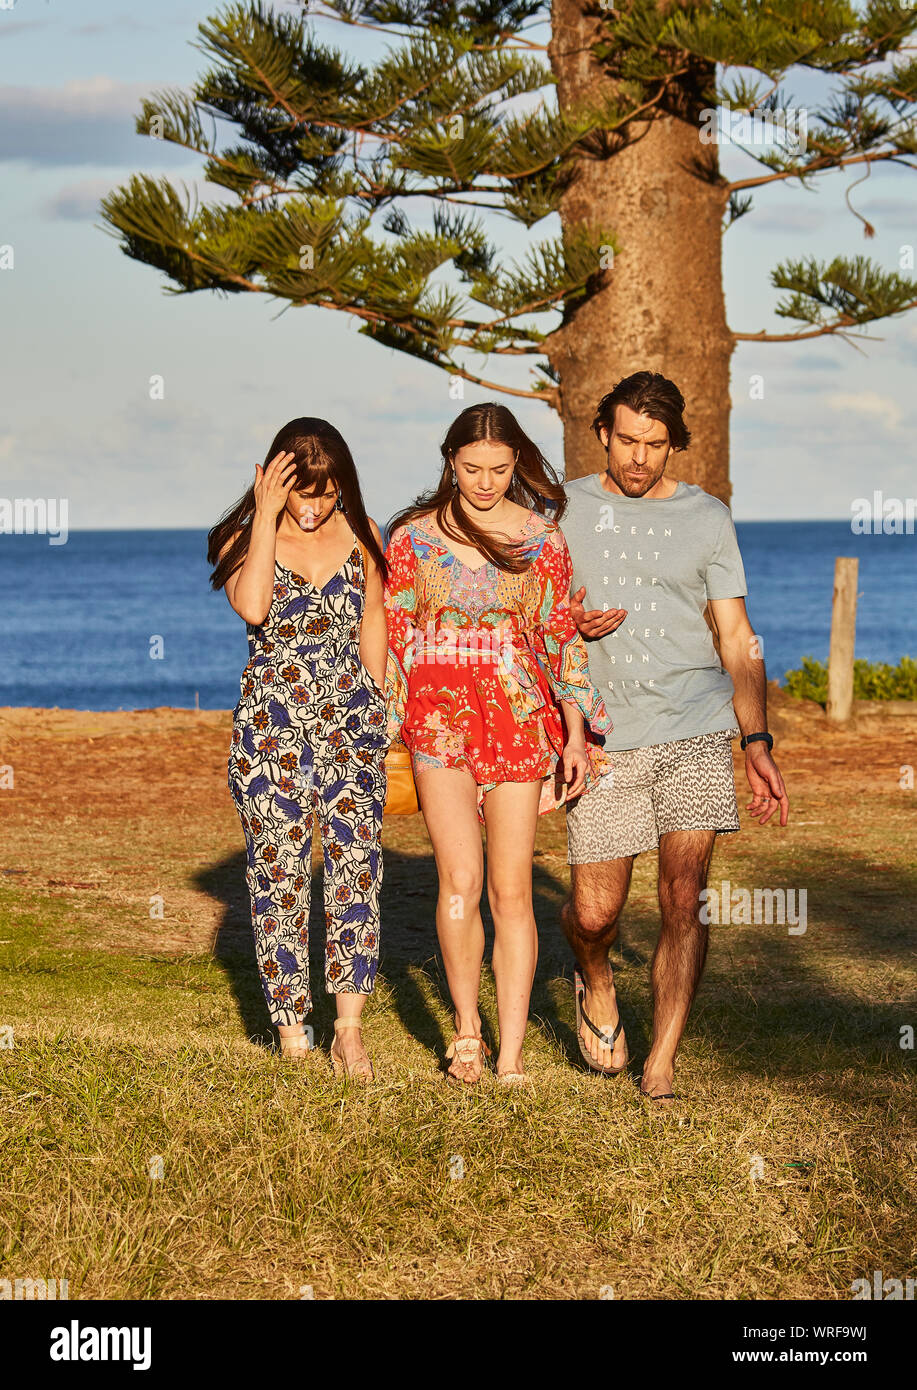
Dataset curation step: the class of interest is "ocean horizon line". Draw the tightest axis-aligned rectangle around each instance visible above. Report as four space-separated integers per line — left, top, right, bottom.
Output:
0 516 881 535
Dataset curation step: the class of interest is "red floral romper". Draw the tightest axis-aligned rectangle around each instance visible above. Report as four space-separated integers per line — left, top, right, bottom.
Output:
383 511 613 816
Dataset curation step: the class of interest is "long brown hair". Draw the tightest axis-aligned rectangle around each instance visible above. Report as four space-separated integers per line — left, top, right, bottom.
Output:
387 403 566 574
207 418 387 590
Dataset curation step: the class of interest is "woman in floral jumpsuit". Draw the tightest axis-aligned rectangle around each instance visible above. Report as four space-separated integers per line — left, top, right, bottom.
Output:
208 418 388 1078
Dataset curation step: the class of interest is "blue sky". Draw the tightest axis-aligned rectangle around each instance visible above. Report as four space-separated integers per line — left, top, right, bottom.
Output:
1 0 916 526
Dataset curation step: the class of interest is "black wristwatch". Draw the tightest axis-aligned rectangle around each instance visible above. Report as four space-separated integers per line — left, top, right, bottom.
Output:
741 732 774 751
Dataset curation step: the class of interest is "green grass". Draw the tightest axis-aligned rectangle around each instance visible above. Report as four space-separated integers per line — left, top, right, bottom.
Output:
2 791 915 1301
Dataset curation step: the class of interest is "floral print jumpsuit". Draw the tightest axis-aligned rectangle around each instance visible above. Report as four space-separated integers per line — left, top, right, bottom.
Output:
228 543 387 1026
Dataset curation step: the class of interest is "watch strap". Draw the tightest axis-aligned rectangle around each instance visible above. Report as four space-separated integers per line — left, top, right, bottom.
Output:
741 731 774 751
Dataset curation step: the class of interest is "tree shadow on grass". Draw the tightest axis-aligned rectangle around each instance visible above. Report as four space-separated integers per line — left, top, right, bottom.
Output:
195 835 916 1088
195 840 583 1063
195 849 274 1049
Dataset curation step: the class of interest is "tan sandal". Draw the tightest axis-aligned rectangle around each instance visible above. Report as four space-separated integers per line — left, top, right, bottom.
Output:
330 1016 374 1081
496 1072 531 1086
279 1027 313 1059
444 1034 491 1085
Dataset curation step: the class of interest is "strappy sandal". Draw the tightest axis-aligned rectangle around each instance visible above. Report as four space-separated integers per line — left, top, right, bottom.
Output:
330 1016 375 1081
444 1034 491 1085
279 1027 313 1059
496 1072 531 1087
573 966 629 1077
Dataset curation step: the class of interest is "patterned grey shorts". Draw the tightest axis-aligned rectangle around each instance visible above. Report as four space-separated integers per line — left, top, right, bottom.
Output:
566 729 740 864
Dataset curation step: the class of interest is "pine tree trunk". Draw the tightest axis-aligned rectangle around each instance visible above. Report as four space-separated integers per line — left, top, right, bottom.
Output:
547 3 734 502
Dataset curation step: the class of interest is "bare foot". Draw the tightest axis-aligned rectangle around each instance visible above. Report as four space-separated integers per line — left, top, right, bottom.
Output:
579 964 628 1071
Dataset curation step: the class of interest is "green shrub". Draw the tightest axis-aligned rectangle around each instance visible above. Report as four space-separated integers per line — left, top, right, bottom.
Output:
784 657 829 703
784 655 917 702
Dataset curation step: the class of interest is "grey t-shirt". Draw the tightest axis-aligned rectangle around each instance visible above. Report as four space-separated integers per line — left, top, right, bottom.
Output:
561 474 747 751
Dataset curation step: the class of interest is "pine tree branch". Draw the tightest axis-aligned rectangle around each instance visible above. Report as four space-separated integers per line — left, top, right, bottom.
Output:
136 92 285 199
468 342 546 353
440 359 557 404
726 146 913 192
103 0 917 418
732 323 882 343
308 4 550 50
733 251 917 340
664 0 917 80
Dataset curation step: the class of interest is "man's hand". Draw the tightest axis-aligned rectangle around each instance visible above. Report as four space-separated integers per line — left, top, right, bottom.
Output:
570 586 627 640
745 743 789 827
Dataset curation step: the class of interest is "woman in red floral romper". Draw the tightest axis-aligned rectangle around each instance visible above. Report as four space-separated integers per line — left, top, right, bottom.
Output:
385 403 612 1085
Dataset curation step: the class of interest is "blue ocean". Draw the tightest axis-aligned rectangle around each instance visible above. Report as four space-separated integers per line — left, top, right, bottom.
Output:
0 524 914 711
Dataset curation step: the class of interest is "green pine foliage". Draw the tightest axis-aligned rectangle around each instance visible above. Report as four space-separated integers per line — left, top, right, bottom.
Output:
100 0 917 399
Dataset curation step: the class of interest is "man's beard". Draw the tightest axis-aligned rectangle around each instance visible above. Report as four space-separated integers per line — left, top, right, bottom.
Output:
610 466 663 497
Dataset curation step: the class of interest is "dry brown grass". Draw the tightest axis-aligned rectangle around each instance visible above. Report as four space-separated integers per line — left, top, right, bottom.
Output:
0 694 915 1299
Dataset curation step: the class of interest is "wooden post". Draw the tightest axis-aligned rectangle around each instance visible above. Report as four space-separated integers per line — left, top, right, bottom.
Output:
826 557 859 724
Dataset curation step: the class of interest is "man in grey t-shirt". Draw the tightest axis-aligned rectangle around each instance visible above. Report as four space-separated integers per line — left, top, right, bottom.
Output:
559 371 789 1103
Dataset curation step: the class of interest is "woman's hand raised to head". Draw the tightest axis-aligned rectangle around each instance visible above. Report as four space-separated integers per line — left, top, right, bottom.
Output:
254 451 297 519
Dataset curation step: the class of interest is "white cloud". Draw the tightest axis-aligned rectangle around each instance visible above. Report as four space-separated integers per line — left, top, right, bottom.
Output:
43 171 235 222
71 20 155 38
857 198 917 233
823 391 904 430
0 20 47 38
745 203 827 235
0 77 198 169
2 77 149 120
42 176 124 222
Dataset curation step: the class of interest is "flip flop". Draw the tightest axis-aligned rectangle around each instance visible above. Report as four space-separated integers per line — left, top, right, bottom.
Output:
639 1078 675 1102
573 966 629 1076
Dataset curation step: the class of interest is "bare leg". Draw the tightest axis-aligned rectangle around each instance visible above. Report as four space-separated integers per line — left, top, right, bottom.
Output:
481 780 543 1076
560 859 633 1070
415 766 487 1080
643 829 717 1099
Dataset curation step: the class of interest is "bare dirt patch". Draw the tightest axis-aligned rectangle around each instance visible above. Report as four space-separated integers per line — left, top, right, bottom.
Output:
1 686 914 961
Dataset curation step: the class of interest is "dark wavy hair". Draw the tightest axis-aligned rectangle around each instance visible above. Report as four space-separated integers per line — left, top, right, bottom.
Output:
387 402 565 574
207 417 387 590
592 371 691 452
